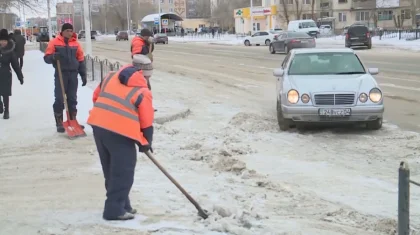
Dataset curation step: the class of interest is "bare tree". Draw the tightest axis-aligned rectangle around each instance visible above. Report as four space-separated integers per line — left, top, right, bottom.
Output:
294 0 303 20
211 0 262 30
311 0 316 21
279 0 291 25
393 10 405 28
194 0 211 19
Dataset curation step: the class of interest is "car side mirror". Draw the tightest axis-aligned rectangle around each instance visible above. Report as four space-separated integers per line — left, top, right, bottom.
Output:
273 68 284 77
368 68 379 75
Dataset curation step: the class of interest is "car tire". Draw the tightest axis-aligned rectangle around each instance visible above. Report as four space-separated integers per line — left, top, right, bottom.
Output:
367 44 372 49
265 39 270 46
366 118 382 130
284 45 289 54
244 40 250 46
269 44 276 54
276 100 293 131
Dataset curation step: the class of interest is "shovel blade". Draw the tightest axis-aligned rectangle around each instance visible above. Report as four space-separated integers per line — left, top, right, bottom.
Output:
63 119 87 139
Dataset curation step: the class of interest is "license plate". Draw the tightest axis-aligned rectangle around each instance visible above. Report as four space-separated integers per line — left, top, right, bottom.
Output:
319 108 351 117
301 40 308 43
351 37 359 40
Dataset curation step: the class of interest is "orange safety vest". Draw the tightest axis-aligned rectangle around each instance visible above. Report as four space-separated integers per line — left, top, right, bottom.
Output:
87 71 149 145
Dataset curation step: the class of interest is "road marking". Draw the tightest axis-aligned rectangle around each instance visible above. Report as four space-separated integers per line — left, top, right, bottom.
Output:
380 83 420 92
377 75 420 83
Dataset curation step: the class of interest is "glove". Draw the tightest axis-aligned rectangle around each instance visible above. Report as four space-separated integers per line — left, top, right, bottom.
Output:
52 52 61 61
81 75 87 86
138 144 152 153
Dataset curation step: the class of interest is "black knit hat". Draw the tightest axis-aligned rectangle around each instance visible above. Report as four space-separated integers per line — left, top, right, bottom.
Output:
61 23 73 32
0 29 8 41
140 28 152 37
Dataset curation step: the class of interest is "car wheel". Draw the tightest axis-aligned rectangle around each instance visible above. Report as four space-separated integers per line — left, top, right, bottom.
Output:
269 44 276 54
284 45 289 54
367 44 372 49
276 100 293 131
366 118 382 130
244 40 250 46
265 39 271 46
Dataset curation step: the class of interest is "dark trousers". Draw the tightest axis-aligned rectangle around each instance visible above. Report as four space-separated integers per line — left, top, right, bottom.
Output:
92 126 137 219
0 96 9 111
53 71 78 113
18 57 23 69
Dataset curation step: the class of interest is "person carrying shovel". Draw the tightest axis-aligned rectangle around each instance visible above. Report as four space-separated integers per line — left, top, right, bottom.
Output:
87 62 154 220
44 23 87 133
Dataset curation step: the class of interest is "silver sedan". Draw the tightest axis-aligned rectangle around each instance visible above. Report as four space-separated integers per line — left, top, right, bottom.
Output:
274 48 384 131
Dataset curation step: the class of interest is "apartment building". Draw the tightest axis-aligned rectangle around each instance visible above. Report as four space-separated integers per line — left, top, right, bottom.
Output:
261 0 419 30
56 1 74 30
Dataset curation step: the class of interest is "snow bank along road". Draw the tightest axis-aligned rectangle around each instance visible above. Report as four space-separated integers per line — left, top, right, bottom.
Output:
0 46 419 234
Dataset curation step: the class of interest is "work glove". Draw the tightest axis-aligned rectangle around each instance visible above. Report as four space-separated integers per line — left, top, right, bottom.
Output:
138 144 153 153
81 75 87 86
52 52 61 61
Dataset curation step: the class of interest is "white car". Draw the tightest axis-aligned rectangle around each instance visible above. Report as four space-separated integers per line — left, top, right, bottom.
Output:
244 31 277 46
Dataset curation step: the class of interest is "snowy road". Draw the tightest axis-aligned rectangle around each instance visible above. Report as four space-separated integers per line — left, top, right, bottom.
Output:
93 40 420 133
0 45 419 234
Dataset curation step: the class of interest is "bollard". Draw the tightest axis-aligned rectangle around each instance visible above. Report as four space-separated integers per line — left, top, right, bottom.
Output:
398 161 410 235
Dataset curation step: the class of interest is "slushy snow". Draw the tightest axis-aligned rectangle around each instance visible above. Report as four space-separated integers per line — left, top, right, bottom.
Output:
0 50 420 235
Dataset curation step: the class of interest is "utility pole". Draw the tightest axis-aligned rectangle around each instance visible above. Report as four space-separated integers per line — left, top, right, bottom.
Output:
104 0 107 34
22 4 26 38
411 0 417 28
250 0 253 35
83 0 92 55
47 0 52 39
126 0 130 35
158 0 161 32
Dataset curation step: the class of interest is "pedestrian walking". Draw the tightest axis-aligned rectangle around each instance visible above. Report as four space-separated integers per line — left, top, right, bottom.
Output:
87 62 154 221
43 23 87 133
0 29 24 120
13 29 26 69
131 28 154 90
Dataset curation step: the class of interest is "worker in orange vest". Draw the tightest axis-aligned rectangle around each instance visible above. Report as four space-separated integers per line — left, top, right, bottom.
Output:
87 64 154 221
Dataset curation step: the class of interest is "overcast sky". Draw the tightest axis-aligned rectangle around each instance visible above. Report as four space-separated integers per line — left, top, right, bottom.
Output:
11 0 60 19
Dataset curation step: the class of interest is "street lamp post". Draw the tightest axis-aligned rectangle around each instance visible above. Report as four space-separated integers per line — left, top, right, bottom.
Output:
250 0 253 35
158 0 161 33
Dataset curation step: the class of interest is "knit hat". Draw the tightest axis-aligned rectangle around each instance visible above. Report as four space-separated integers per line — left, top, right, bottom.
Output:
140 28 153 37
61 23 73 32
0 29 9 41
132 54 153 77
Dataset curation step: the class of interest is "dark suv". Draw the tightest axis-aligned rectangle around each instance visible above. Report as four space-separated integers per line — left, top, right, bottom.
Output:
345 24 372 49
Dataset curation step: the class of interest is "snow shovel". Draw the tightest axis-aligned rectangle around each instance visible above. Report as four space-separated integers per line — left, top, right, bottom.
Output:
56 59 87 140
144 150 209 219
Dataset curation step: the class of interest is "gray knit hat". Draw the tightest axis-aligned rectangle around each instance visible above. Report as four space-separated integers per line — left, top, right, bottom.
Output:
132 54 153 77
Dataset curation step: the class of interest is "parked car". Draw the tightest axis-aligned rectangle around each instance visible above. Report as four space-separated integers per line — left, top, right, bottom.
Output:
287 19 319 38
77 30 97 40
116 31 129 41
269 31 316 54
319 25 332 35
345 24 372 49
154 33 168 44
243 31 278 46
273 48 384 131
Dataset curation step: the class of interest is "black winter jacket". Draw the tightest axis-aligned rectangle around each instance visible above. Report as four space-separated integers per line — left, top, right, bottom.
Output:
0 40 24 96
13 30 26 57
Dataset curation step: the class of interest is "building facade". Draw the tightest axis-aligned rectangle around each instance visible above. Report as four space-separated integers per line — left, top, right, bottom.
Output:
56 1 74 32
235 0 420 33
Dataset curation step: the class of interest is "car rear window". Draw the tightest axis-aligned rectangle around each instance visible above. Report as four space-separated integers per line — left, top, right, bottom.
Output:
288 52 366 75
348 26 368 35
288 32 311 38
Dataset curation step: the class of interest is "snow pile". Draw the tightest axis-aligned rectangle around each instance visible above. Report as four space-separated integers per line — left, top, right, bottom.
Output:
169 34 244 45
316 35 420 51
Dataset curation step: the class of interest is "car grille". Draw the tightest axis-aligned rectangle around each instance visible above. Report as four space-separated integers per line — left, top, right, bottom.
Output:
314 94 355 105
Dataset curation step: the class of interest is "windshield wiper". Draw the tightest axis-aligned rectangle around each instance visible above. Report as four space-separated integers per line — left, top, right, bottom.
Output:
335 72 365 74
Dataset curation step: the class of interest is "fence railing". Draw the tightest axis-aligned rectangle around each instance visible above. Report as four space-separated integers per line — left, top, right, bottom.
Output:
39 42 122 82
398 161 420 235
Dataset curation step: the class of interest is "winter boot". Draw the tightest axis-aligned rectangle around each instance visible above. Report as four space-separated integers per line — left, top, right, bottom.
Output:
103 212 135 221
70 111 85 129
54 113 65 133
3 110 9 119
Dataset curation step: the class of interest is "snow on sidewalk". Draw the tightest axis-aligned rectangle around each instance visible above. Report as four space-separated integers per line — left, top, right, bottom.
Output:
1 50 420 235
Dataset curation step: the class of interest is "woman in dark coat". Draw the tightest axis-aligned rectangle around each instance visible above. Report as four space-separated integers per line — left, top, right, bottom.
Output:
0 29 24 119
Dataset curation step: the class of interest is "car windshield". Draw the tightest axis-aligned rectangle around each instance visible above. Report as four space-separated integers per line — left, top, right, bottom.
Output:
288 52 366 75
301 21 317 28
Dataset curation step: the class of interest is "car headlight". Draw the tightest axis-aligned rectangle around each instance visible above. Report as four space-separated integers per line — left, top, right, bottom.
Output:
301 93 310 103
287 89 299 104
359 93 368 103
369 88 382 103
